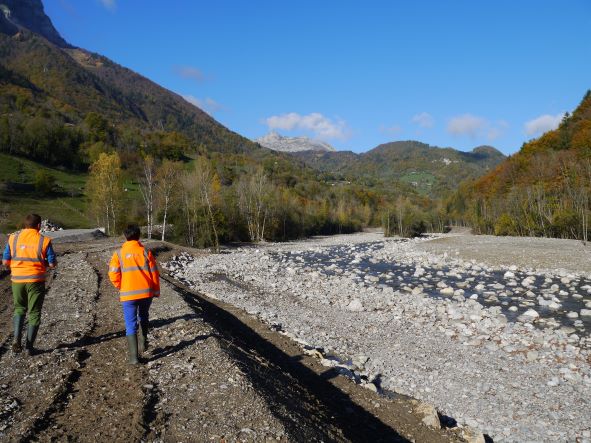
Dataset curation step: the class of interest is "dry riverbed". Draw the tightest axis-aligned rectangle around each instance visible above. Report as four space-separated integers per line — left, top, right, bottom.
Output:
166 232 591 443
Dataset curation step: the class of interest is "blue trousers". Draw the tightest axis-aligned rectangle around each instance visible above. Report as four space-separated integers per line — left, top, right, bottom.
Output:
122 298 152 336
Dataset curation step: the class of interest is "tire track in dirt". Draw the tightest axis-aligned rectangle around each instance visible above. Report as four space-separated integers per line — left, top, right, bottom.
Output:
141 278 291 441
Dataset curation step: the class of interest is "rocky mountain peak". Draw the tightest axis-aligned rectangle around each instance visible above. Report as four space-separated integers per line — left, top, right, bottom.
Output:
256 132 336 153
0 0 70 47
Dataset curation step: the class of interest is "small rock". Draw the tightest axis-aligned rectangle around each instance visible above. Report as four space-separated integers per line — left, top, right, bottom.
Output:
519 309 539 322
352 354 369 369
346 299 364 312
440 287 455 296
414 401 441 429
458 426 486 443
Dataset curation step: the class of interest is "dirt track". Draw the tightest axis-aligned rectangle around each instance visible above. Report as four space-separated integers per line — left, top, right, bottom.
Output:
0 238 459 442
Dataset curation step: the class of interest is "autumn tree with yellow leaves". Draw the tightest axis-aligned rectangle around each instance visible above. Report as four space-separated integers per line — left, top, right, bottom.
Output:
87 152 123 235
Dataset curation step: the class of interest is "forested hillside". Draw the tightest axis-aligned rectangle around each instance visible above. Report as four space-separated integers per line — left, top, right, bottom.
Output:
293 141 505 197
0 29 261 168
447 90 591 240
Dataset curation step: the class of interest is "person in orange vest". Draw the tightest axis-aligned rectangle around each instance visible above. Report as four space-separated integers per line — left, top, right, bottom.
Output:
2 214 57 355
108 224 160 364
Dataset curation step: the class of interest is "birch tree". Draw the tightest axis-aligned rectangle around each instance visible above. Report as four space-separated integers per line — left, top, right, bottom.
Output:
156 159 183 241
237 168 270 242
194 157 221 252
178 158 222 249
87 152 122 235
139 155 157 239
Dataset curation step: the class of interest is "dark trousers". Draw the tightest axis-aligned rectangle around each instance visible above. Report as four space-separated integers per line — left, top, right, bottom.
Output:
12 282 45 325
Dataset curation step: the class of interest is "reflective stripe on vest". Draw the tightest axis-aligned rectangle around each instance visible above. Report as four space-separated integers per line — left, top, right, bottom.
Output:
120 288 153 296
121 265 150 272
10 274 45 283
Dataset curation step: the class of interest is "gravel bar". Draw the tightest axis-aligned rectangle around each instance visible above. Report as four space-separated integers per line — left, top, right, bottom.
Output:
165 232 591 443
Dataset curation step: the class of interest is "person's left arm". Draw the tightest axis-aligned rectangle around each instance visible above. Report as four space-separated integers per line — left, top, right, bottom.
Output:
46 242 57 268
148 251 160 296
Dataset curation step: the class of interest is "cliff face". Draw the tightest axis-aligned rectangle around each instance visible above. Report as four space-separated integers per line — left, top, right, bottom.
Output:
0 0 70 47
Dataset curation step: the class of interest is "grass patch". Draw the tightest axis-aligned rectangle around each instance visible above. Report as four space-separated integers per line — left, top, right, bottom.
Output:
0 154 142 232
0 153 87 194
398 171 437 195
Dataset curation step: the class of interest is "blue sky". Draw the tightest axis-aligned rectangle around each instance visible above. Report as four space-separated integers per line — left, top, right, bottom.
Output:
45 0 591 154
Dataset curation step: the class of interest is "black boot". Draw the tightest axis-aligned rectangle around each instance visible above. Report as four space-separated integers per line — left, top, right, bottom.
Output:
138 322 149 354
127 334 139 365
12 315 24 354
25 324 39 356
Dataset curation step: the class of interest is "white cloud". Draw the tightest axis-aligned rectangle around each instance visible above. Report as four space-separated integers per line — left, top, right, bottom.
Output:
174 66 206 83
265 112 349 140
182 95 222 115
411 112 434 128
98 0 116 10
447 114 486 138
524 113 565 136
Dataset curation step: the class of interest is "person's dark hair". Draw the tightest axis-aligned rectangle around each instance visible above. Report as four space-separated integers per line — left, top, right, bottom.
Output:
24 214 42 229
123 224 141 241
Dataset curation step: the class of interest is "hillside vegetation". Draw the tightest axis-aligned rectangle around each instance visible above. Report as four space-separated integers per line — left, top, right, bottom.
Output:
0 153 90 230
293 141 505 197
448 90 591 240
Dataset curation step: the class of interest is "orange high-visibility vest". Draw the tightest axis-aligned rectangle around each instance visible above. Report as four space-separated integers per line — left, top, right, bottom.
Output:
7 229 52 283
108 240 160 302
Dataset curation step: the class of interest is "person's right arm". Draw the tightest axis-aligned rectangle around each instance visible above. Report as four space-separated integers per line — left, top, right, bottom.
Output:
2 243 11 267
108 253 122 289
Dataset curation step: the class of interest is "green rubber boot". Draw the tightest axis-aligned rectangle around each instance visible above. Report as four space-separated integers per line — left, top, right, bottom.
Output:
12 315 24 354
138 322 149 354
127 334 139 365
25 324 40 356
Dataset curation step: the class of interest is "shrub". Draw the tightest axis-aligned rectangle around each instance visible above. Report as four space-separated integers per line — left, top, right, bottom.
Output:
33 170 56 195
494 213 516 236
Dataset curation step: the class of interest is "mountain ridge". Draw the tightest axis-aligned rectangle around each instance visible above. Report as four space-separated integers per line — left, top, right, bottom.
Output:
0 0 266 158
292 140 506 196
256 131 336 153
0 0 70 47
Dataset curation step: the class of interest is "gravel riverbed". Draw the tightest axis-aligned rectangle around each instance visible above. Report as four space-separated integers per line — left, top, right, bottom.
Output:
165 232 591 443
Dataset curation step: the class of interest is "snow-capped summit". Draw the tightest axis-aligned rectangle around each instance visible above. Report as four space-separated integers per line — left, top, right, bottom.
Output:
256 132 336 153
